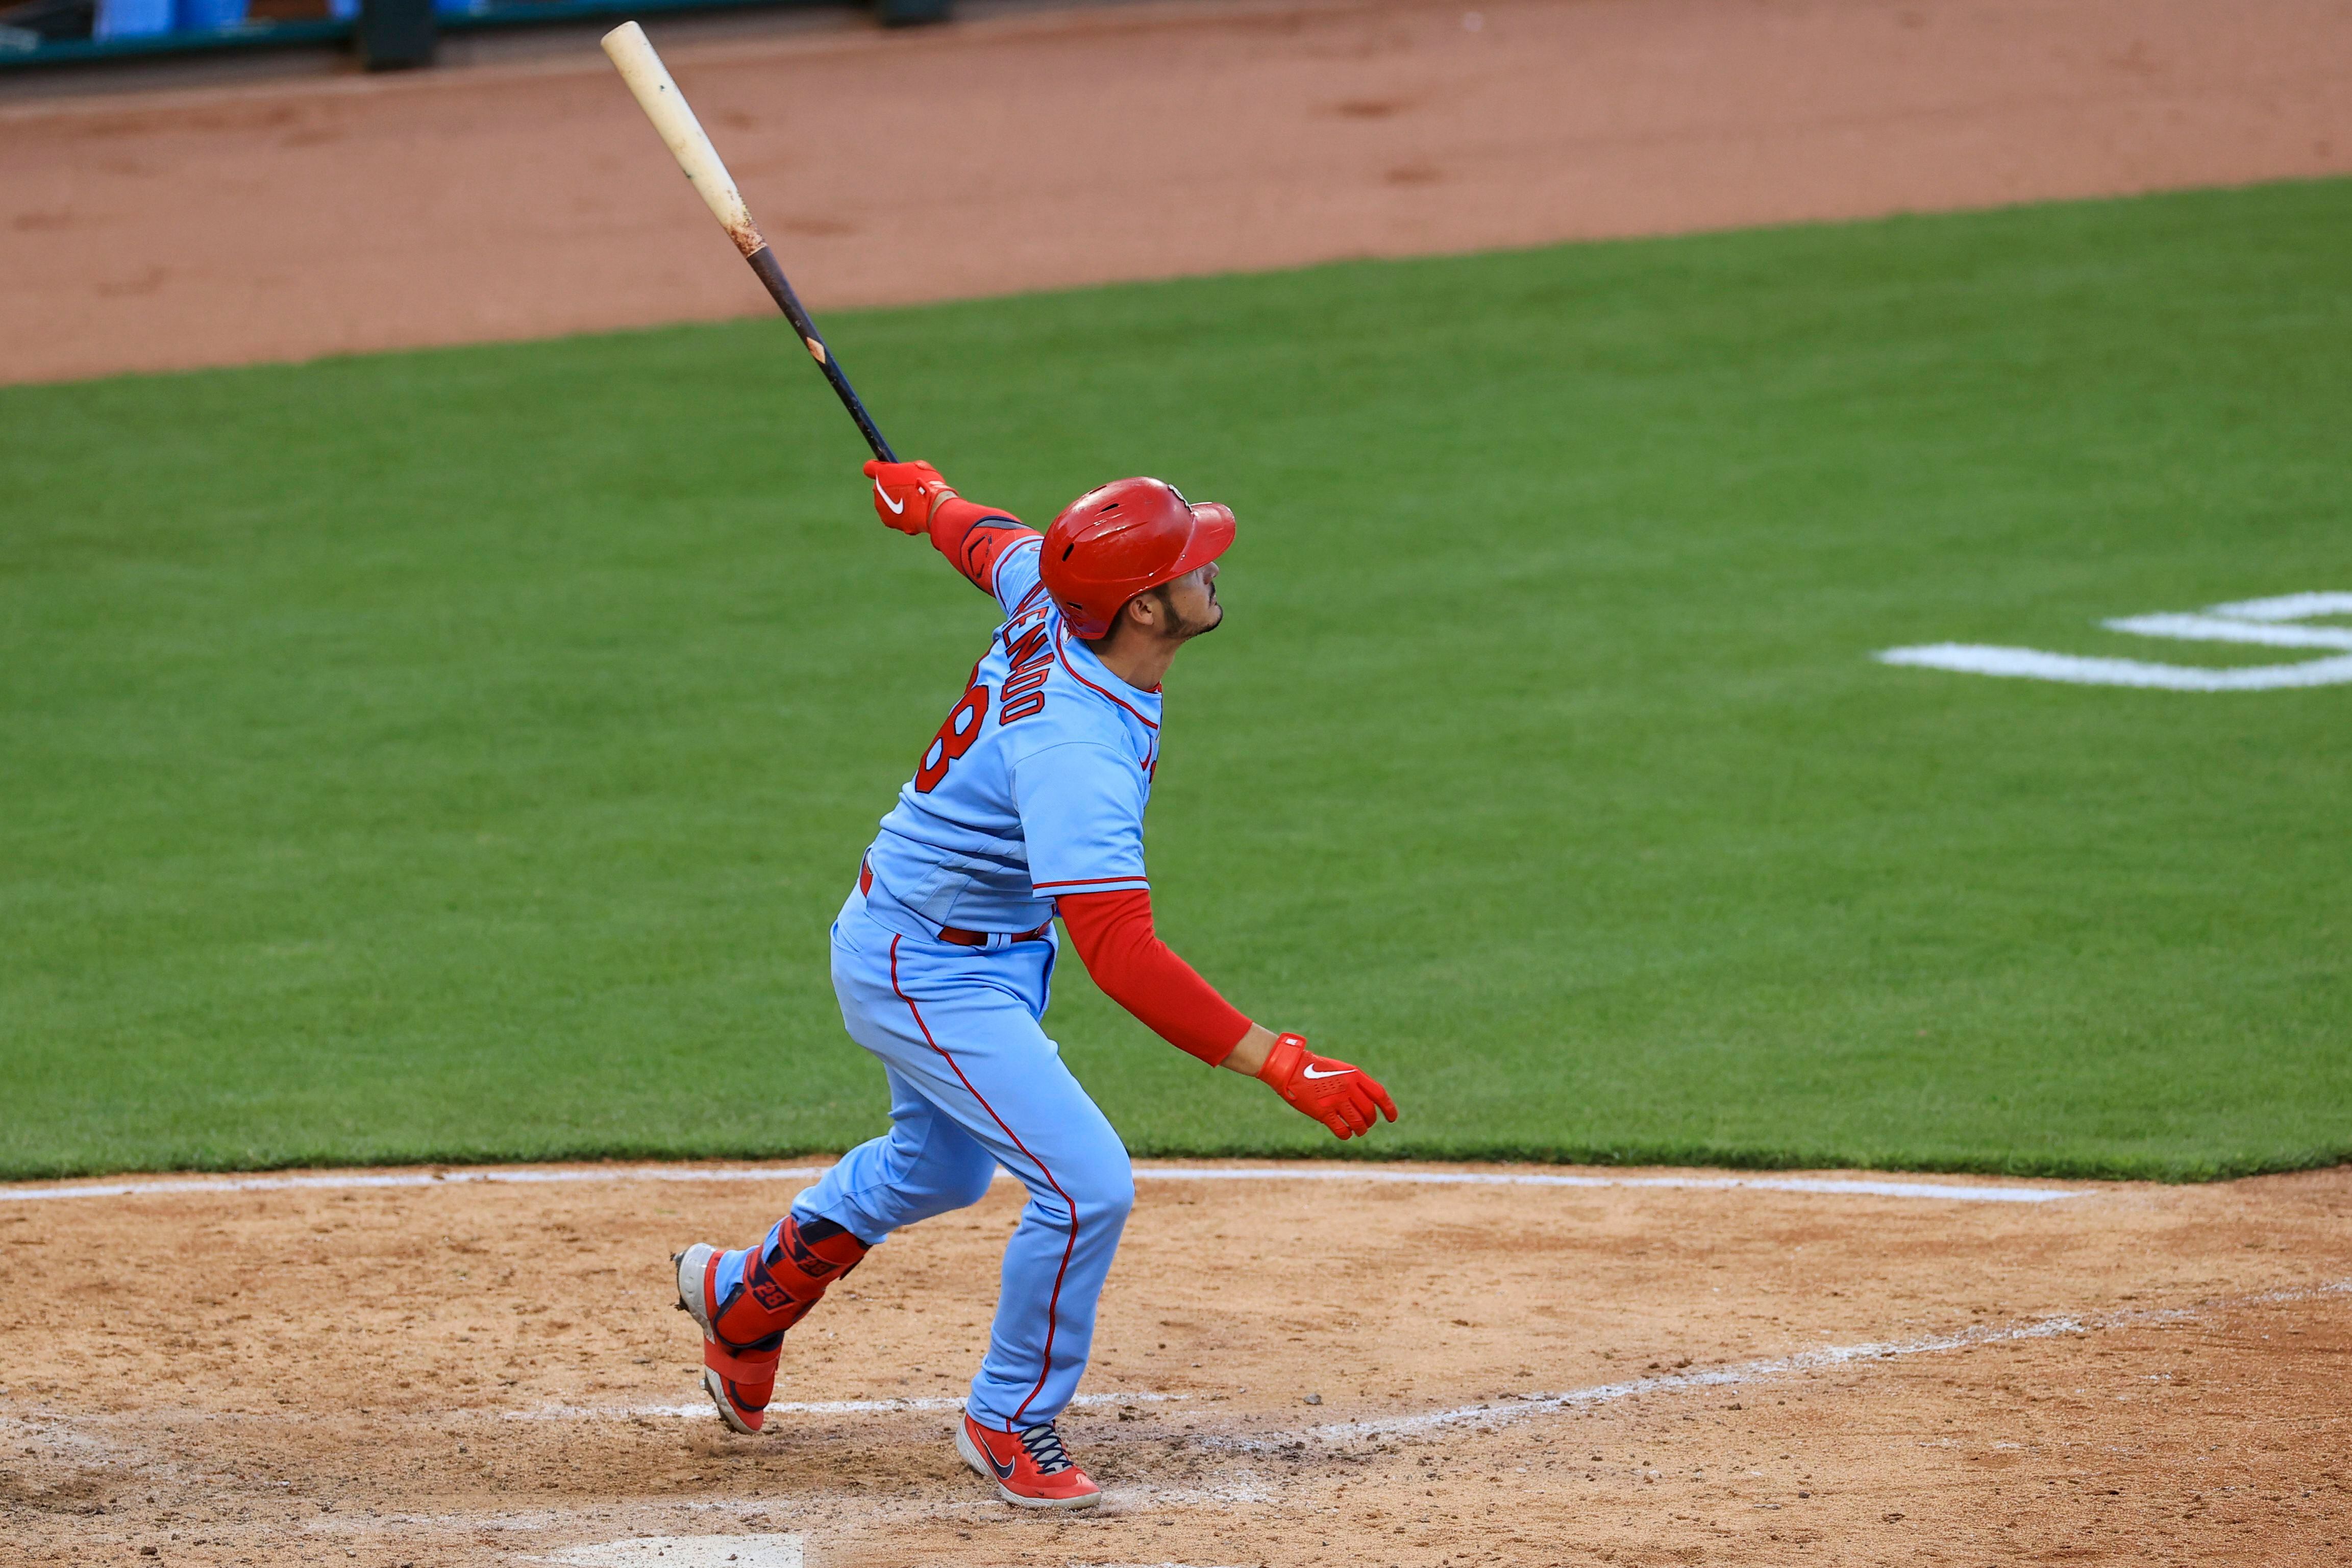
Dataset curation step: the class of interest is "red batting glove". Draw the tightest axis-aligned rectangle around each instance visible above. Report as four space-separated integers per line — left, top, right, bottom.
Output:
863 458 956 536
1256 1033 1399 1141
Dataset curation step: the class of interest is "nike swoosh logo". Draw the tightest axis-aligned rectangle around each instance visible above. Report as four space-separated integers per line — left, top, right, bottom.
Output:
876 481 905 515
984 1443 1017 1480
1301 1064 1352 1079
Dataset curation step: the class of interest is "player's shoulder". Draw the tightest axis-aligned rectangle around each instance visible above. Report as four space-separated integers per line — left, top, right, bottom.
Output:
986 530 1047 613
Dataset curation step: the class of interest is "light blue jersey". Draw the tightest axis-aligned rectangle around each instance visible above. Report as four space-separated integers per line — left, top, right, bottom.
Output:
862 535 1163 933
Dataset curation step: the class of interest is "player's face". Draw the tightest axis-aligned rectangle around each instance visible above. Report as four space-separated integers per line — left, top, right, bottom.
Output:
1158 562 1223 639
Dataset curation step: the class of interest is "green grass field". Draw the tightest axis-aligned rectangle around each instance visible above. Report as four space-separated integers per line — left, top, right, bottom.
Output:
4 179 2346 1182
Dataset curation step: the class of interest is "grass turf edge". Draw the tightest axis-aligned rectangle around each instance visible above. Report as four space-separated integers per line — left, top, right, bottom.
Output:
8 1142 2348 1186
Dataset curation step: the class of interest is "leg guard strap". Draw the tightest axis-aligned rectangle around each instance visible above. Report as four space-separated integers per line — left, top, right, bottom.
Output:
704 1339 783 1384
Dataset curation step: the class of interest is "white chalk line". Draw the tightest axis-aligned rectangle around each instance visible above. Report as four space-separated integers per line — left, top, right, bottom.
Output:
29 1281 2334 1460
535 1534 803 1568
1273 1317 2104 1447
0 1162 2084 1206
1877 589 2352 690
504 1389 1189 1422
1130 1167 2082 1203
0 1390 1190 1431
1217 1277 2352 1450
48 1279 2343 1442
0 1165 835 1204
1877 643 2352 690
296 1496 795 1539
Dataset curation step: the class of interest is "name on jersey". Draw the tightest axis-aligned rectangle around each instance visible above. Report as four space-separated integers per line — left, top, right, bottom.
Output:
1000 582 1054 725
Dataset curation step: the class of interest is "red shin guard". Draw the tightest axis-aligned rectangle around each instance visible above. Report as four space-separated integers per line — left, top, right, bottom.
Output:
710 1214 870 1351
700 1216 869 1424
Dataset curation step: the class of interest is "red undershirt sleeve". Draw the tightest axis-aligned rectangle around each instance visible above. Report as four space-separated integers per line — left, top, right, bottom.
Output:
1056 888 1254 1067
927 496 1041 598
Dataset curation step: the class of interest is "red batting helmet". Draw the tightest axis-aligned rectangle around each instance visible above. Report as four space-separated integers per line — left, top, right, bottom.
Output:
1039 477 1236 639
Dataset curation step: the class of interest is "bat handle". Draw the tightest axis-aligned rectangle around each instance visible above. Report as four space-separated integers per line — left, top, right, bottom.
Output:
745 247 896 464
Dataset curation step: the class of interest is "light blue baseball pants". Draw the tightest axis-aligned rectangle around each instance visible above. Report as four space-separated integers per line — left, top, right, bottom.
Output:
785 885 1134 1432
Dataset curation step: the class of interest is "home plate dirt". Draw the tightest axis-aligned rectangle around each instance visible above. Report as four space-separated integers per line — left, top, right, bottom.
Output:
3 1161 2347 1565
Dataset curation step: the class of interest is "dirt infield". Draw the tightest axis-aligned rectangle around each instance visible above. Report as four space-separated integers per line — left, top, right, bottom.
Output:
6 0 2351 385
3 1160 2347 1565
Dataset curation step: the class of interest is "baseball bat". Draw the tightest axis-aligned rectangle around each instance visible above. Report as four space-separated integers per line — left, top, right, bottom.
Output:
600 20 897 463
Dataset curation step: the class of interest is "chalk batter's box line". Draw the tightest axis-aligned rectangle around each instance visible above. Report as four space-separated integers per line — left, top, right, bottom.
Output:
0 1163 2084 1205
1270 1277 2352 1446
27 1282 2341 1447
505 1389 1190 1422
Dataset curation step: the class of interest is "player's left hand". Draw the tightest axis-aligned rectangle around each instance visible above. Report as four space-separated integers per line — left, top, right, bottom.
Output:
864 458 956 535
1256 1033 1399 1140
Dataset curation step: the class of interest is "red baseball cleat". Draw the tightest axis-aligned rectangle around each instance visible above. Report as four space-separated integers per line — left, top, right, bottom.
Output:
956 1413 1103 1509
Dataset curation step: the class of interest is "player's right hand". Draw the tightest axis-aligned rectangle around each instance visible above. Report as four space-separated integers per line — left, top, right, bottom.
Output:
864 458 955 535
1256 1033 1399 1140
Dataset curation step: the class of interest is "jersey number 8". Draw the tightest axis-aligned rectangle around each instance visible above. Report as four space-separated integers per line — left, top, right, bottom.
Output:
915 676 991 793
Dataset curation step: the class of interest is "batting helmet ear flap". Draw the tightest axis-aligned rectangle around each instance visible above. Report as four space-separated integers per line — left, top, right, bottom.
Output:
1041 479 1235 639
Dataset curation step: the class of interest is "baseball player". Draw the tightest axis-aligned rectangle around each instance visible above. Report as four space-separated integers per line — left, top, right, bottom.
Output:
672 461 1398 1508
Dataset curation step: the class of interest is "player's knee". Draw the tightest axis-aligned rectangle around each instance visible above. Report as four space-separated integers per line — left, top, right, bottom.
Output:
1070 1164 1134 1229
943 1151 998 1211
1023 1167 1130 1232
890 1128 996 1214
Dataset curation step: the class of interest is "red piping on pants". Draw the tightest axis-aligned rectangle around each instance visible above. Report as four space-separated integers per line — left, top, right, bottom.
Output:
889 934 1078 1432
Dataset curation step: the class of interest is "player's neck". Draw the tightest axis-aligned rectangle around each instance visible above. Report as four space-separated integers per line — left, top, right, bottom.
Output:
1087 628 1177 693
